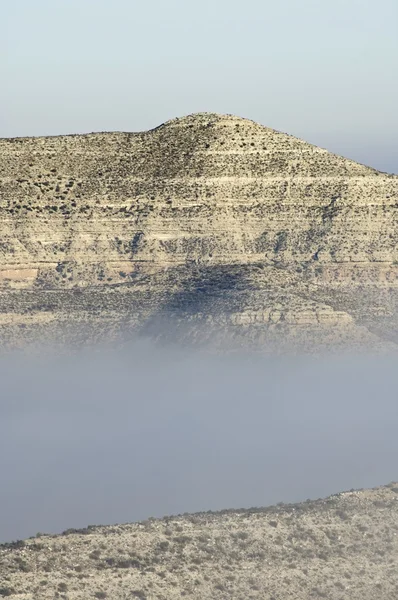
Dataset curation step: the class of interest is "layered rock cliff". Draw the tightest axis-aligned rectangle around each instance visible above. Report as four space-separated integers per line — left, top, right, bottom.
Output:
0 113 397 350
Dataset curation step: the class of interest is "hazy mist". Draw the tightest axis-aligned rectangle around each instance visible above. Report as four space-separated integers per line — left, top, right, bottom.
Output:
1 342 397 543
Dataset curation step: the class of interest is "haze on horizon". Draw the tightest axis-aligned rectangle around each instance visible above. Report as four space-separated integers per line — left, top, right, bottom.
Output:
2 0 398 174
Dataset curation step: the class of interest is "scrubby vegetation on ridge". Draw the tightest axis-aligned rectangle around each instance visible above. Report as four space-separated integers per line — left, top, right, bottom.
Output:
1 483 398 599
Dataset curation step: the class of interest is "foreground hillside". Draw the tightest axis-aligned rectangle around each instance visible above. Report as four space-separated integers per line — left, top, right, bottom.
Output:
1 483 398 599
0 113 397 351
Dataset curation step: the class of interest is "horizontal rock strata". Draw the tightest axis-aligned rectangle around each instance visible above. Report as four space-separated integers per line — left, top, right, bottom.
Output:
0 113 397 350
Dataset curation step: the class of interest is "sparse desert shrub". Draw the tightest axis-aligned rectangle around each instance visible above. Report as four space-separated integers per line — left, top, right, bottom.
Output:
0 540 25 550
14 557 30 572
174 535 191 544
131 591 146 599
31 542 45 550
336 510 350 521
156 540 169 552
231 530 249 541
334 581 345 590
310 587 328 598
112 558 141 569
94 592 107 599
188 515 202 525
248 550 266 560
0 589 14 598
269 520 278 528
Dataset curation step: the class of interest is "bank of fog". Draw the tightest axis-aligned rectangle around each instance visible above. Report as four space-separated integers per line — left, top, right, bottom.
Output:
1 343 397 542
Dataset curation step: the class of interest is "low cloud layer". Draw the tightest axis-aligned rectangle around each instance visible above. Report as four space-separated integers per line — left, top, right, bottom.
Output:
1 343 397 542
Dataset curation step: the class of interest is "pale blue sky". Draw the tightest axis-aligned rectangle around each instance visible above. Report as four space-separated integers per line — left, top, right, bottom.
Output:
2 0 398 172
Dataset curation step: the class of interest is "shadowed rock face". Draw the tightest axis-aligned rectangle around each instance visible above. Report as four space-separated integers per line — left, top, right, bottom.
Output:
0 112 397 351
1 483 398 599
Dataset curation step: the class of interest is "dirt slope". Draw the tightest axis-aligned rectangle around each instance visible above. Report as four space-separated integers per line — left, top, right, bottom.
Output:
1 483 398 599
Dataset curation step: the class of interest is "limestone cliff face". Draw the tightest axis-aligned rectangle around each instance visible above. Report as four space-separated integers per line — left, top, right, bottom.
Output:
0 113 397 350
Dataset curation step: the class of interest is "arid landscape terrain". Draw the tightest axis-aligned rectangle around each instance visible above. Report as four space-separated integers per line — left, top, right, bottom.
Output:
1 483 398 599
0 112 397 352
3 0 398 595
1 114 398 598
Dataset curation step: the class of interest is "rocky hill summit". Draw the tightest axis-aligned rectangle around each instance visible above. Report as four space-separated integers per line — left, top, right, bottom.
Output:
1 483 398 599
0 113 397 350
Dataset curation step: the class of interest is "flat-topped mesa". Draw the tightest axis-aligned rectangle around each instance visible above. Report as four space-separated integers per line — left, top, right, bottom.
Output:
1 112 397 282
0 113 397 351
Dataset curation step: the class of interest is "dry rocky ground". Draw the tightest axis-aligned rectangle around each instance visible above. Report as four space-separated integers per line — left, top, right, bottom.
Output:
0 112 397 352
1 115 398 599
1 483 398 599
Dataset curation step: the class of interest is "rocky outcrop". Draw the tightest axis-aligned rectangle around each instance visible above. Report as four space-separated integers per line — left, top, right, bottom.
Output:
0 113 397 350
1 483 398 599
